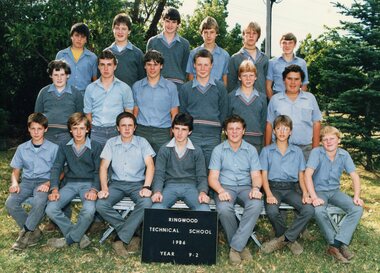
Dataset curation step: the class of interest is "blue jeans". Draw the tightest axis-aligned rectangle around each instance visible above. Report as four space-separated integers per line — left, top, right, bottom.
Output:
5 178 48 230
215 185 262 251
91 125 118 147
45 182 96 242
314 190 363 245
96 180 152 244
152 183 210 211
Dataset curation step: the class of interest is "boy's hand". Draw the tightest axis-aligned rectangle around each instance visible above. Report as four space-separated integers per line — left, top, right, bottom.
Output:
266 195 278 204
302 194 312 204
198 192 210 204
97 190 109 199
249 188 262 200
151 192 163 203
48 190 60 201
85 189 98 201
353 197 364 207
9 184 20 193
140 188 152 198
218 190 231 202
312 197 324 207
37 182 50 193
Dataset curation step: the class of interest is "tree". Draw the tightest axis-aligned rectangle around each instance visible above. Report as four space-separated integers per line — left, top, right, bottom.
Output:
299 0 380 170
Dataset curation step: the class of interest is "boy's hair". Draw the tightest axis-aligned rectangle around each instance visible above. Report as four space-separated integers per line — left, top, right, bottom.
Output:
223 115 246 131
47 60 71 76
172 113 193 131
67 112 91 132
280 32 297 44
242 22 261 39
112 13 132 30
199 16 219 34
273 115 293 130
161 7 181 24
238 60 257 76
116 111 136 127
144 50 164 65
320 126 341 141
70 23 90 41
193 48 213 64
28 113 48 129
282 64 305 82
98 49 118 65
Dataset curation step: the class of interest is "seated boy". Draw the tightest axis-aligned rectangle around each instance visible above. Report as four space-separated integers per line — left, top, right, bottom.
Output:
5 113 58 250
305 126 364 263
45 112 102 249
228 60 267 153
151 113 210 211
260 115 314 255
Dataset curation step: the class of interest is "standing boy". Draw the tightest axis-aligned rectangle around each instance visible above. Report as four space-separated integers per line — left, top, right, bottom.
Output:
105 13 145 87
96 112 155 257
305 126 364 263
132 50 179 153
260 115 314 255
45 113 102 249
186 16 230 86
266 33 309 99
179 49 228 166
5 113 58 250
147 7 190 89
228 60 267 153
208 115 263 265
56 23 97 94
227 22 268 96
152 113 210 211
84 50 134 146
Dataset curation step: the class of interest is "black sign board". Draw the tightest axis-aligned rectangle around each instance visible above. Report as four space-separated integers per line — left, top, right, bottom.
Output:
141 208 218 265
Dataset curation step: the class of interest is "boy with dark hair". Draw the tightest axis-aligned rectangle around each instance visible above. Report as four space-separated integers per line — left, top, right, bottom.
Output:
132 50 179 153
151 113 210 211
104 13 145 87
56 23 97 94
35 60 84 145
5 113 58 250
45 112 102 249
147 7 190 89
186 16 230 85
266 32 309 99
260 115 314 255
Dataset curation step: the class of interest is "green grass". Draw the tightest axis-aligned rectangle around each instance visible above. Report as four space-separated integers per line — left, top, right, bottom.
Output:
0 150 379 273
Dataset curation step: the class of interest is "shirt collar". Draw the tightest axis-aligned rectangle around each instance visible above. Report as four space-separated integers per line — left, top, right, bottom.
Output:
66 136 92 149
141 76 166 88
235 87 259 98
95 77 121 89
158 32 181 43
192 78 216 88
222 139 250 151
166 137 195 150
115 135 139 147
48 84 72 94
268 143 297 154
110 41 133 51
26 139 49 150
279 54 298 62
200 44 222 55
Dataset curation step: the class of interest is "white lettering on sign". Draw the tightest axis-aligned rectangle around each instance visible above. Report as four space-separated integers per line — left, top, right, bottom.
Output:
149 227 180 233
189 229 212 235
160 251 175 256
168 217 199 223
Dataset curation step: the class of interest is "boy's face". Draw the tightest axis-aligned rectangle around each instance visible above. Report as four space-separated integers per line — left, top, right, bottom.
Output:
284 72 302 94
280 39 296 55
70 121 88 143
163 18 179 35
117 117 136 139
113 23 130 43
145 60 162 79
274 124 292 142
239 71 256 89
28 122 47 142
71 32 87 49
194 57 212 80
243 29 259 48
98 58 116 79
50 68 69 90
322 133 340 152
172 124 191 143
225 122 245 144
201 28 217 45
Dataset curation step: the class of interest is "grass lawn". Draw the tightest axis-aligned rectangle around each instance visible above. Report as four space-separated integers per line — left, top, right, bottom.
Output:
0 150 379 273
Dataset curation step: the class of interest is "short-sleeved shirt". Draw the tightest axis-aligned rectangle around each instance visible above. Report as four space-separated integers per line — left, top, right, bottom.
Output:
100 135 155 182
186 44 230 81
267 91 322 145
84 77 134 127
209 140 261 186
260 143 305 182
267 55 309 93
306 147 356 191
56 47 97 91
10 139 58 181
132 76 179 128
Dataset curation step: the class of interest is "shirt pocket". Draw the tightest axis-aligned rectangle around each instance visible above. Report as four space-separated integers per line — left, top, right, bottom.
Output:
301 107 312 122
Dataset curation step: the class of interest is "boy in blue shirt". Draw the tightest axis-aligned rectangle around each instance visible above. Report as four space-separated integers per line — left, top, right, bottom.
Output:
152 113 210 211
5 113 58 250
305 126 364 263
45 112 102 249
260 115 314 255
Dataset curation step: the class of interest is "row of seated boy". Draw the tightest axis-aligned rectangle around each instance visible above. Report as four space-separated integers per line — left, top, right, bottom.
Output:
6 110 363 265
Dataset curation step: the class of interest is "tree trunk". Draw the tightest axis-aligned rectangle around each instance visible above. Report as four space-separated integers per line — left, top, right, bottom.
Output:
145 0 166 41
